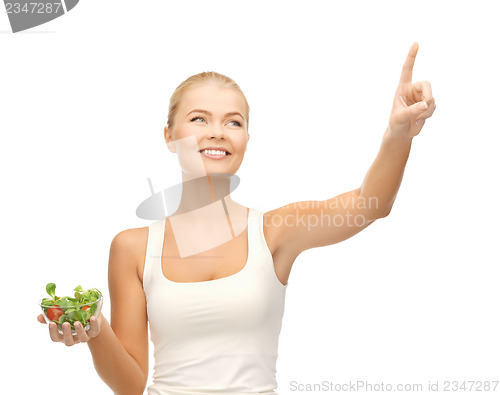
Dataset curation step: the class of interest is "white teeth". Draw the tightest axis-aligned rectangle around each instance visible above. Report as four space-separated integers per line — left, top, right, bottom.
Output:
200 149 227 156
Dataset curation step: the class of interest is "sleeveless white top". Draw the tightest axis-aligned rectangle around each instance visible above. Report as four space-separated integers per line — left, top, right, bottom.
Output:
142 207 289 395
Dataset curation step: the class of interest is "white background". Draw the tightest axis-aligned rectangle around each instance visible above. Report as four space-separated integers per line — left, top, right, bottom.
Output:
1 1 499 394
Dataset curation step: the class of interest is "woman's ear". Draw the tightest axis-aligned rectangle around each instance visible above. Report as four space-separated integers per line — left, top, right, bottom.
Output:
164 126 176 153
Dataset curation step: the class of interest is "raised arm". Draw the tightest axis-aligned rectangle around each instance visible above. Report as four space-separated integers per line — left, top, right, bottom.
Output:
268 42 436 255
360 41 435 212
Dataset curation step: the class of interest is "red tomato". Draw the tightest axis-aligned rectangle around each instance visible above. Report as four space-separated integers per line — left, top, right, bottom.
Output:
81 305 90 312
46 305 64 322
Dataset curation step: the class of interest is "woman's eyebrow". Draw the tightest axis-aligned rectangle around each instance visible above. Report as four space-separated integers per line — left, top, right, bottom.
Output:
186 109 244 118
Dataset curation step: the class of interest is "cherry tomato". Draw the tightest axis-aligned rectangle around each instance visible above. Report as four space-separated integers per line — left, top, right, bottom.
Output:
81 305 90 312
46 305 64 322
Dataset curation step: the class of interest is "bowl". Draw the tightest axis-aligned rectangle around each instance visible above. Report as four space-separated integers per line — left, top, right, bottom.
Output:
39 295 103 335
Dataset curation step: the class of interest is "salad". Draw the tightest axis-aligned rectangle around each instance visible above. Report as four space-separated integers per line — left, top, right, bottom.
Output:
40 283 102 331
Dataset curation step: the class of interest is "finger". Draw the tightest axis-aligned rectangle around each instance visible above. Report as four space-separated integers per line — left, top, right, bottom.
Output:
399 41 419 85
49 322 63 342
413 80 434 107
74 321 89 342
398 95 408 108
416 101 437 122
62 322 76 347
86 316 100 338
38 314 47 324
408 100 428 118
394 100 427 126
416 118 426 127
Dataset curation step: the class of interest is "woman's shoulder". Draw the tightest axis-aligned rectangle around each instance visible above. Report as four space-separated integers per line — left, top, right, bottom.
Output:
112 226 149 252
110 226 150 280
262 206 303 257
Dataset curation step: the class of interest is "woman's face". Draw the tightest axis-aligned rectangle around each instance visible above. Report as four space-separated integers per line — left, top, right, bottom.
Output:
164 83 249 178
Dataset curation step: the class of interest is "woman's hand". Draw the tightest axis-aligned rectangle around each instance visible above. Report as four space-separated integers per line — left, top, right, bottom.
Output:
388 42 436 139
37 313 101 346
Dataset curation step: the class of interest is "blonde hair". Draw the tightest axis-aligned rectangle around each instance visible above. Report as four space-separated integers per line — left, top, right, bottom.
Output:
166 71 250 133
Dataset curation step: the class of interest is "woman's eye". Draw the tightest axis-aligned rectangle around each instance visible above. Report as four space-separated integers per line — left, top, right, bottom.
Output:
190 117 241 127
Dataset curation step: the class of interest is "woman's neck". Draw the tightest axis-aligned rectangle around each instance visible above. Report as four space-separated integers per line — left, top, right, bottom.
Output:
170 172 241 220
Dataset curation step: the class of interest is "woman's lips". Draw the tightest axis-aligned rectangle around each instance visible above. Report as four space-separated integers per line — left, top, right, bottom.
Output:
199 151 231 160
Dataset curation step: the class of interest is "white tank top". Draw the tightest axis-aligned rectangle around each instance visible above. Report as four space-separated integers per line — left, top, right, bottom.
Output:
142 207 289 395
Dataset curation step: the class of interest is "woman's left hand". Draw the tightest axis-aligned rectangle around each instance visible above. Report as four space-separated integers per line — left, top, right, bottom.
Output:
388 42 436 139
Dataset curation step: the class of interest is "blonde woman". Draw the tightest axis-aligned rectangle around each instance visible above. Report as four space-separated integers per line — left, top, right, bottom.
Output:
38 42 435 395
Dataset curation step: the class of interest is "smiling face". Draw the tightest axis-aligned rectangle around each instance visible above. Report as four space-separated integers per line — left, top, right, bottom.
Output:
164 82 250 177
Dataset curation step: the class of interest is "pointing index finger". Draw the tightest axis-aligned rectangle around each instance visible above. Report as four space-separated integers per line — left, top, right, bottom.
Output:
399 41 419 85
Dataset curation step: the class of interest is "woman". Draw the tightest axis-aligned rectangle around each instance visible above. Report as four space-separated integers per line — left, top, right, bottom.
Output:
38 42 436 395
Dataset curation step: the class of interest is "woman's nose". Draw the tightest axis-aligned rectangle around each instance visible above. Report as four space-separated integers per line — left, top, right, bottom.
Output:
207 124 226 138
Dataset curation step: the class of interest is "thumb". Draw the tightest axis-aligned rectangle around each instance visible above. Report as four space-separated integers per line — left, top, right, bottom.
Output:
405 100 428 120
